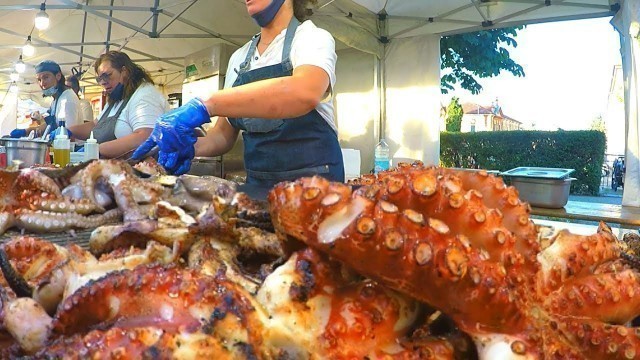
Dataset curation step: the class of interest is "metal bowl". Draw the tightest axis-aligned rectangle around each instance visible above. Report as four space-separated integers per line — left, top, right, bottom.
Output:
0 138 49 167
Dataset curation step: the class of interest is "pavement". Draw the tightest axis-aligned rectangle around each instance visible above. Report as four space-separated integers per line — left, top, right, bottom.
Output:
568 186 623 205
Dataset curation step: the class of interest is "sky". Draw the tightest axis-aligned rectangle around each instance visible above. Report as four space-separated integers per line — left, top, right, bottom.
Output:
444 17 622 131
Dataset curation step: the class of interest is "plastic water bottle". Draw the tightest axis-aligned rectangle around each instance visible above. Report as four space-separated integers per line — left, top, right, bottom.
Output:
374 139 390 174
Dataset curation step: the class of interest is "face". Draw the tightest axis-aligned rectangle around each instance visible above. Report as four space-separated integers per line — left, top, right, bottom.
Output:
96 60 126 94
36 71 60 90
245 0 271 15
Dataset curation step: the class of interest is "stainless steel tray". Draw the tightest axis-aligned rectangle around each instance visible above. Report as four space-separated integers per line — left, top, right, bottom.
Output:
500 167 575 179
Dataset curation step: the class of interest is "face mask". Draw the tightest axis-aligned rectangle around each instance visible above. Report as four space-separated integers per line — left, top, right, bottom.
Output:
251 0 285 27
42 86 57 97
109 83 125 102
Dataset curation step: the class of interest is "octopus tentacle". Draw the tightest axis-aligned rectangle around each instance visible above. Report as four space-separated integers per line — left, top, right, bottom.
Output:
35 327 239 359
537 222 620 294
0 248 33 297
27 192 99 215
52 264 267 346
269 176 525 333
360 169 533 274
545 268 640 324
438 168 539 259
14 208 122 233
16 169 62 198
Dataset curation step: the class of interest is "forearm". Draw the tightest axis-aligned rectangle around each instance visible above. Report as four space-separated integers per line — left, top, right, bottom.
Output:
195 118 239 157
202 66 329 120
98 129 152 158
67 122 95 140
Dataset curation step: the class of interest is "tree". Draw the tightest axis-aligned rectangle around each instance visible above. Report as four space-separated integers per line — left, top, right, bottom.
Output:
445 97 464 132
441 27 525 95
589 115 606 133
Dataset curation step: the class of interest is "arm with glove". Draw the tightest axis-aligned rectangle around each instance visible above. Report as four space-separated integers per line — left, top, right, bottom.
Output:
131 98 211 175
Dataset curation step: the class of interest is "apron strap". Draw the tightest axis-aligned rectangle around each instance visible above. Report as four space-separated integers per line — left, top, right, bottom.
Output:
238 35 260 74
281 17 300 63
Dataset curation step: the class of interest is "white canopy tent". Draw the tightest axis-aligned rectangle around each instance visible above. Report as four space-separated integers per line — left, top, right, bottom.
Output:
0 0 633 198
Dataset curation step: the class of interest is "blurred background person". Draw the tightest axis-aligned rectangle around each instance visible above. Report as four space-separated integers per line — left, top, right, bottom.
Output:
66 73 94 123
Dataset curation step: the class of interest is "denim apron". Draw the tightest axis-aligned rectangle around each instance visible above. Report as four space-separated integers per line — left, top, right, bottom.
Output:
227 18 344 187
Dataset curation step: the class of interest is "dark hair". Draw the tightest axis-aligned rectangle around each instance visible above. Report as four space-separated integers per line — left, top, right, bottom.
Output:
293 0 317 21
66 74 80 95
55 73 67 98
94 51 154 104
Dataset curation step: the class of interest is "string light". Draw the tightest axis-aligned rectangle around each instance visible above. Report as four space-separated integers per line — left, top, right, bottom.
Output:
15 55 26 74
9 83 19 94
34 2 49 30
9 73 19 82
22 35 35 57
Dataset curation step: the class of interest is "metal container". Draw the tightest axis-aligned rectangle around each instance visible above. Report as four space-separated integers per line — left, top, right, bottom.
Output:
501 167 575 179
509 177 576 208
0 138 49 167
187 156 223 177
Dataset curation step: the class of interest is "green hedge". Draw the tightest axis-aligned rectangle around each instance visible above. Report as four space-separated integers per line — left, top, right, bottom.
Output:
440 130 606 195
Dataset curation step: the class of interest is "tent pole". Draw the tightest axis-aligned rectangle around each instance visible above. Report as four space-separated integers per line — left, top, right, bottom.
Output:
105 0 115 51
79 0 89 71
151 0 160 37
377 11 389 141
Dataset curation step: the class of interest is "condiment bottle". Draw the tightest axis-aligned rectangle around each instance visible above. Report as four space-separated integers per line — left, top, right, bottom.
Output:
84 131 99 162
53 126 70 167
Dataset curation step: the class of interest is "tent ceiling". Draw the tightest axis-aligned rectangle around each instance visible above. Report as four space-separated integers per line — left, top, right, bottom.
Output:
0 0 620 96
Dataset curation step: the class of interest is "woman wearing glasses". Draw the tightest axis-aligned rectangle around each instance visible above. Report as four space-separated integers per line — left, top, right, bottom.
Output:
66 51 168 158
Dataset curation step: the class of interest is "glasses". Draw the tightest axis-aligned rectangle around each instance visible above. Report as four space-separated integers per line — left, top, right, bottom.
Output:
95 71 114 84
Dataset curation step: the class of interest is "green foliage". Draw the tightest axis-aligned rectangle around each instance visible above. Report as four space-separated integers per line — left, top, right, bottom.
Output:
445 97 463 132
441 27 525 95
440 130 606 195
589 115 606 133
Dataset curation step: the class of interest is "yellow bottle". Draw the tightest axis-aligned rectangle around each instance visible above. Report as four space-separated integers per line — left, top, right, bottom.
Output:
53 126 70 167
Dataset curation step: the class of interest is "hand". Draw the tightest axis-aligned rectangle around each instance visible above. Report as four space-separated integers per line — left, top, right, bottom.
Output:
30 111 43 124
9 129 27 138
132 98 210 174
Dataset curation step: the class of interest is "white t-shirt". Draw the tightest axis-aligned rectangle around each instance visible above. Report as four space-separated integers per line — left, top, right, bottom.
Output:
224 20 337 133
50 88 81 127
78 99 94 123
95 83 168 139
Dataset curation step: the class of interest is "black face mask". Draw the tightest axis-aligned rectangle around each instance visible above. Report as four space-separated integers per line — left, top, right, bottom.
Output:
109 83 125 102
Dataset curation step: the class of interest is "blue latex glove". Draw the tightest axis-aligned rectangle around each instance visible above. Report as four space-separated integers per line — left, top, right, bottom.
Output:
9 129 27 138
132 98 210 174
49 127 73 142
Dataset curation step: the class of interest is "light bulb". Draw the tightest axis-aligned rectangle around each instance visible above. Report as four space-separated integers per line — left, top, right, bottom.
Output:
15 56 26 74
22 36 35 57
9 72 19 82
34 3 49 30
9 83 18 94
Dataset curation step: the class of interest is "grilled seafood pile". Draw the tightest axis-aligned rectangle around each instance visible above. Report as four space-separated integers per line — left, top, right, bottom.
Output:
1 160 638 359
270 162 640 359
0 159 240 235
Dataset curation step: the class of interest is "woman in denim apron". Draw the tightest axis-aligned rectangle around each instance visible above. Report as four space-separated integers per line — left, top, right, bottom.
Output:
133 0 344 187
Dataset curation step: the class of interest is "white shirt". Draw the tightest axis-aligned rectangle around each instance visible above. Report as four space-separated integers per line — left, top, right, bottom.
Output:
95 83 168 139
224 20 337 133
78 99 94 123
50 88 81 127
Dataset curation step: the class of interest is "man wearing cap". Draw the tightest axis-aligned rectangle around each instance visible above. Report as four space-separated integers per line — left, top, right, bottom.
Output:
9 60 81 138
